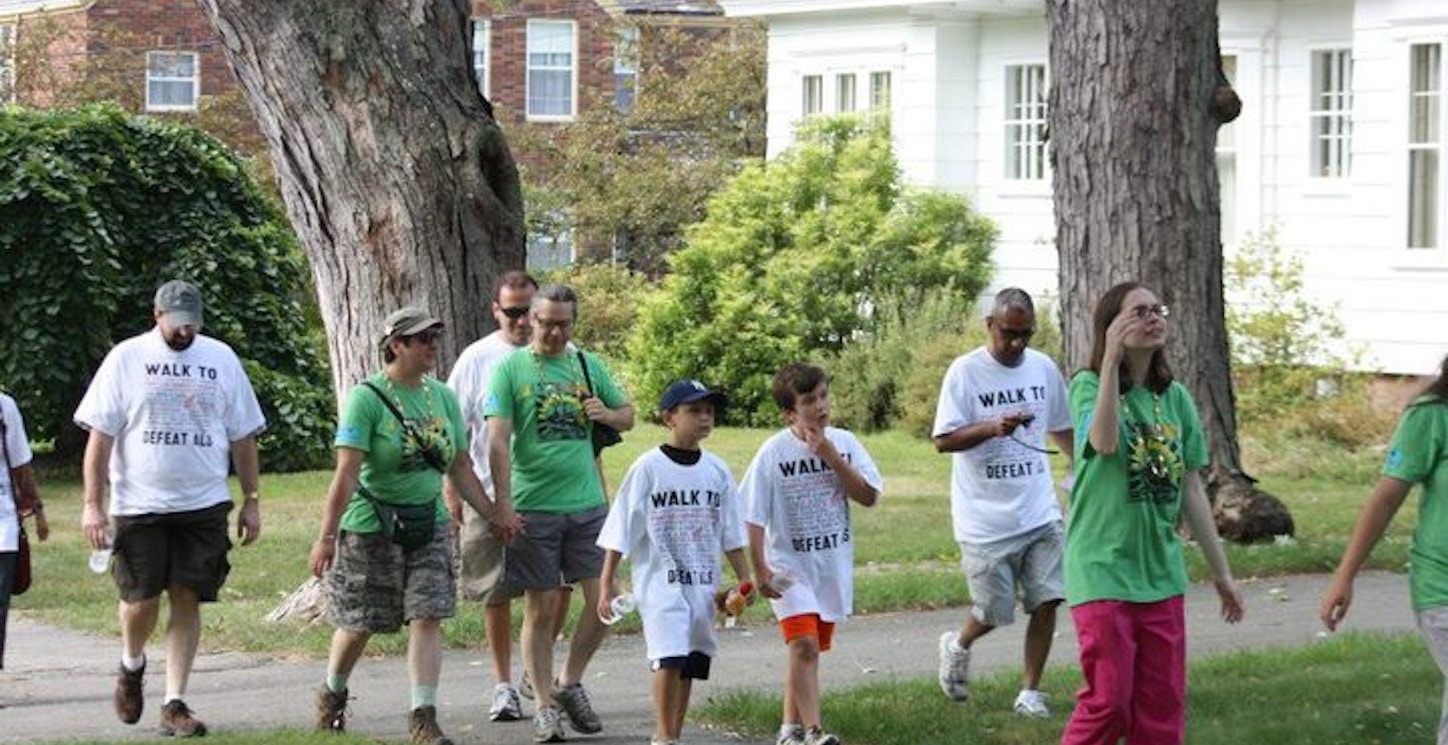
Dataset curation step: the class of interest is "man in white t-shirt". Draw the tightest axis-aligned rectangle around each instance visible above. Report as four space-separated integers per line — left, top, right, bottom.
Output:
931 287 1073 718
74 280 266 738
443 270 538 723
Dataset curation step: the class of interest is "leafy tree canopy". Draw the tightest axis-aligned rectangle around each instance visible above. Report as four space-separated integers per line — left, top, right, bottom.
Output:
0 104 332 471
626 116 997 425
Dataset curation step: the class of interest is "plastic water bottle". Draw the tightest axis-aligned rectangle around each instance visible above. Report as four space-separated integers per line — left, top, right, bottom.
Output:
767 571 796 595
600 593 636 626
89 544 113 574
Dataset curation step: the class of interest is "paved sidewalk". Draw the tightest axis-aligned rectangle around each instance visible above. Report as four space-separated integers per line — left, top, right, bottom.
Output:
0 572 1420 744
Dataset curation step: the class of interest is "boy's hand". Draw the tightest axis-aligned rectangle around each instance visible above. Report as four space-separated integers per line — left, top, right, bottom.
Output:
802 426 841 462
755 567 781 599
596 584 618 624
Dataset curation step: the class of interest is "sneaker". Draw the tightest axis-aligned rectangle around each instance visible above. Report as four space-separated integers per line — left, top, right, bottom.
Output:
490 682 523 722
937 631 971 701
554 680 602 734
315 685 349 732
159 699 208 738
776 725 806 745
520 670 535 700
1013 689 1050 718
533 705 567 743
409 705 454 745
114 662 145 725
803 726 840 745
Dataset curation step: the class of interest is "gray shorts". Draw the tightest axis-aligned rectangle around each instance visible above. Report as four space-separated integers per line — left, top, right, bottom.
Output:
459 503 522 606
1416 605 1448 745
325 523 457 633
958 520 1065 627
505 505 607 591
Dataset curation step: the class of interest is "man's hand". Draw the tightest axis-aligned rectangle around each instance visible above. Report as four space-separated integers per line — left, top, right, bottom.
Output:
81 501 108 549
32 510 50 542
237 498 261 545
309 538 336 579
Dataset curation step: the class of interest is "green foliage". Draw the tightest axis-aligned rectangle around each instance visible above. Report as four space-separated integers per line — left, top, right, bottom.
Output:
626 117 996 425
1225 231 1393 446
0 104 332 470
544 262 651 364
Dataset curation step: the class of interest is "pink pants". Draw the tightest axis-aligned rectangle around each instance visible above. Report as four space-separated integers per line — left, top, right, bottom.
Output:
1061 596 1186 745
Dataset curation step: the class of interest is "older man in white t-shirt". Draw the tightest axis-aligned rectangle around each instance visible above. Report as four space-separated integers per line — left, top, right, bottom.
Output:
931 287 1074 718
74 280 266 738
443 270 541 723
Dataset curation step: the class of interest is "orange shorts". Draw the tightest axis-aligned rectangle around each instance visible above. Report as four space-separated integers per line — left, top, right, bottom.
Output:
779 613 834 651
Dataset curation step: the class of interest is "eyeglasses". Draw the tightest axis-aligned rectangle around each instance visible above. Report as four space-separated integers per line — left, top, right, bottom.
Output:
535 318 574 332
1130 304 1170 320
406 329 442 345
499 306 530 320
996 327 1035 343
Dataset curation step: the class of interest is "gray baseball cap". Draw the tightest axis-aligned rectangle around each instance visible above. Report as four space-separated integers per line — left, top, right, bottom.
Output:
379 307 444 350
153 280 204 329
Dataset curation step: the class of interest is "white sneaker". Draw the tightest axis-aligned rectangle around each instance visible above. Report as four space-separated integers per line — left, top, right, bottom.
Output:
490 682 523 722
1013 689 1049 718
937 631 971 701
533 705 566 743
776 724 805 745
802 727 840 745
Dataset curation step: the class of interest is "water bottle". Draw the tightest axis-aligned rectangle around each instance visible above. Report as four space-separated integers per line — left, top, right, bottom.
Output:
767 571 796 595
89 541 113 574
600 592 636 626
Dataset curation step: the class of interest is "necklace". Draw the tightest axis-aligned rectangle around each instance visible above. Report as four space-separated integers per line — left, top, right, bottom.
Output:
530 351 586 395
384 374 437 422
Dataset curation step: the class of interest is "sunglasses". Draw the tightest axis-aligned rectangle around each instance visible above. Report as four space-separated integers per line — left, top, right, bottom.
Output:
499 305 530 320
1130 304 1170 320
996 327 1035 342
406 329 442 344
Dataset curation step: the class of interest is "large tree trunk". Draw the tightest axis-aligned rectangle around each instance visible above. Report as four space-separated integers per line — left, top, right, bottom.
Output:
1047 0 1292 543
195 0 524 400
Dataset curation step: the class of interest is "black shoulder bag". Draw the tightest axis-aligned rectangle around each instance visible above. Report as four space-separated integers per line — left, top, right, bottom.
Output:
576 351 622 456
357 381 444 550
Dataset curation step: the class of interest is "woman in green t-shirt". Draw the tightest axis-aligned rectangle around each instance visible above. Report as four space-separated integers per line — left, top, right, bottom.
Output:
1321 354 1448 745
1061 282 1244 745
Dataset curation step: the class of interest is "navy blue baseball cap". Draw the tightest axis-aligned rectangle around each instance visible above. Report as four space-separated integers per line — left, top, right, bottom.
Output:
658 379 727 412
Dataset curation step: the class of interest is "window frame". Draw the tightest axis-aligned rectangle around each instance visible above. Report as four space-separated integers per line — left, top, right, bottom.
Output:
472 18 491 98
144 50 200 112
1308 47 1353 179
868 70 892 114
613 24 640 113
525 18 578 122
835 72 856 113
801 74 823 117
1004 63 1048 182
1407 41 1443 251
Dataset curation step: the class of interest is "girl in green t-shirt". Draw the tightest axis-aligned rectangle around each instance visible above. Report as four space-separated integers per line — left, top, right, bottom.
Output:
1321 354 1448 745
1061 282 1244 745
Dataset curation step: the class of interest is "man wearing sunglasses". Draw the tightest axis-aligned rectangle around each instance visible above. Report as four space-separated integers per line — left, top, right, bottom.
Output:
446 270 542 723
930 287 1074 718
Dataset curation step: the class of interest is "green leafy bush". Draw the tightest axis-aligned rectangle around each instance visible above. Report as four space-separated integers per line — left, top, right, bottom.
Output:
0 104 332 470
626 117 996 424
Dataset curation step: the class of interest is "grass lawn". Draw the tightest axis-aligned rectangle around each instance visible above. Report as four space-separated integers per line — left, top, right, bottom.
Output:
14 424 1410 657
695 631 1441 745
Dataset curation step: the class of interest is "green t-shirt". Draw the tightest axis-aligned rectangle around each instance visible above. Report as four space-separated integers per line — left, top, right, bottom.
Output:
1382 394 1448 611
1064 371 1209 606
333 374 467 533
484 348 627 513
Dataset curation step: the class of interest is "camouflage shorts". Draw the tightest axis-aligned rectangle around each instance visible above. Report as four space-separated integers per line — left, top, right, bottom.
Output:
325 523 456 633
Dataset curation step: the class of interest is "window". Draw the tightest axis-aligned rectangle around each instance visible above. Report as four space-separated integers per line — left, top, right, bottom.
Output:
835 73 856 112
1218 55 1238 244
527 19 576 120
869 71 892 112
802 74 823 117
614 25 639 113
471 19 491 97
1409 43 1442 249
1310 49 1353 178
1005 64 1047 180
0 24 15 104
146 51 199 111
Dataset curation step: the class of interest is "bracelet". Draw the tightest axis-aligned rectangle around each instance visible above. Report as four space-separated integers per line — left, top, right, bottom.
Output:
243 493 260 502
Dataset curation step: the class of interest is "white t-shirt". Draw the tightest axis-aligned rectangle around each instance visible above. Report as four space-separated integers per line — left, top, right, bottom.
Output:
447 331 521 498
597 446 746 660
0 393 34 552
932 347 1071 545
739 427 883 624
73 328 267 516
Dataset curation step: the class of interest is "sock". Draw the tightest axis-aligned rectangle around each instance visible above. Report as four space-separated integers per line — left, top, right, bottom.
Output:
121 654 145 672
326 673 349 693
952 635 968 652
412 685 438 709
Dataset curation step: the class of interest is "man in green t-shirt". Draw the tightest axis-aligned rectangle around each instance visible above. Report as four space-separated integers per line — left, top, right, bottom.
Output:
486 284 634 742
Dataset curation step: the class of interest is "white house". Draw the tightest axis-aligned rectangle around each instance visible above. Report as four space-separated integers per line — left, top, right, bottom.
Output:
718 0 1448 376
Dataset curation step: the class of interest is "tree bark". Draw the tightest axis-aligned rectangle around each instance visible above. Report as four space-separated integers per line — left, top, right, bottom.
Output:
1047 0 1292 542
195 0 524 399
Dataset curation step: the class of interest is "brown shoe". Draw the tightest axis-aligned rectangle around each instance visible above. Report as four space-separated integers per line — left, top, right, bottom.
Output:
315 685 349 732
409 705 454 745
113 663 144 724
159 699 207 737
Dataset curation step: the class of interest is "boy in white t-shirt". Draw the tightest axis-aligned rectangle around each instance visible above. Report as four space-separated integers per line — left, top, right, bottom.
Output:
740 364 883 745
597 379 751 745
